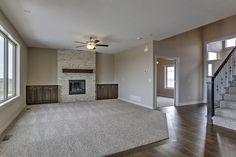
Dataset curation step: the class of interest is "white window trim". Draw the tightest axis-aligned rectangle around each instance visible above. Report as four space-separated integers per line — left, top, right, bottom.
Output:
0 25 20 107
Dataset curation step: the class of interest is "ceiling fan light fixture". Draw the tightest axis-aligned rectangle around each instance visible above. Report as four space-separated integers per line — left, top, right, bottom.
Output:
86 42 96 50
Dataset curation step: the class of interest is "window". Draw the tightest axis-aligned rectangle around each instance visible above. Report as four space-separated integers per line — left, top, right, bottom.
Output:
208 64 213 76
225 38 236 48
207 41 222 52
0 35 4 101
0 30 17 104
208 52 217 61
165 66 175 89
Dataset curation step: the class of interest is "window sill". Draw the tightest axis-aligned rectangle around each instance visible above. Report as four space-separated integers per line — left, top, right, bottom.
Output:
0 96 20 108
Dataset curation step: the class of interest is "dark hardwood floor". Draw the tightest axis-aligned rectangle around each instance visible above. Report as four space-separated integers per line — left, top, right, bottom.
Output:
109 104 236 157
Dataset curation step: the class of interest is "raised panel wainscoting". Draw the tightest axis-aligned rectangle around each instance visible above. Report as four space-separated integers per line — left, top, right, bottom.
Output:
26 85 58 105
96 84 118 100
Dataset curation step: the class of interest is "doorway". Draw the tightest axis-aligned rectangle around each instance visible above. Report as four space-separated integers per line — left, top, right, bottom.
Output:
156 57 176 108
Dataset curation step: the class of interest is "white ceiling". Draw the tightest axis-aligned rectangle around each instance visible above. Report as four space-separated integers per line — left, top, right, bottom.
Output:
1 0 236 53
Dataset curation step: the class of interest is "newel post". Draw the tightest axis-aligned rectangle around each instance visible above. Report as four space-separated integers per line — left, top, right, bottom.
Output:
207 76 215 124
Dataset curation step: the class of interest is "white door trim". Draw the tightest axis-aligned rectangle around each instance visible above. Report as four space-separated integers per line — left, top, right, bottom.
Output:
154 56 180 108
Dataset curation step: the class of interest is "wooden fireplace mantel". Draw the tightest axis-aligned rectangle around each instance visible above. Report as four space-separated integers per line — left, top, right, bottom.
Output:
62 69 94 73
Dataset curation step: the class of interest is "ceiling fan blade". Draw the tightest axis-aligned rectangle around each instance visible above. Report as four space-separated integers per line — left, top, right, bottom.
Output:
74 41 86 44
75 45 85 48
96 44 109 47
94 40 100 43
76 49 87 52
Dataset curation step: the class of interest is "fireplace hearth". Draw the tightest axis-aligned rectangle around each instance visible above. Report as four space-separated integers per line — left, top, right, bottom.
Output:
69 80 86 95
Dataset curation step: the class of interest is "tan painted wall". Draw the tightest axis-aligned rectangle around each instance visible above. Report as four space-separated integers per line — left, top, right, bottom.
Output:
28 50 115 85
154 29 203 106
96 53 115 84
0 10 28 135
203 15 236 43
157 58 175 98
114 42 154 109
28 47 57 85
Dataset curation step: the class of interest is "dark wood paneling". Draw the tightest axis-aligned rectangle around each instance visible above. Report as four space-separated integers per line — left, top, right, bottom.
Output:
26 85 58 105
96 84 118 100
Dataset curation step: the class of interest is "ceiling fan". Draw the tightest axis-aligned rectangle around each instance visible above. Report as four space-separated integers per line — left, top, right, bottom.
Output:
75 37 109 50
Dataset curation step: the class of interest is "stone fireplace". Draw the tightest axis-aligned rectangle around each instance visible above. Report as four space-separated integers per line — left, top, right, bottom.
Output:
69 80 86 95
57 50 96 102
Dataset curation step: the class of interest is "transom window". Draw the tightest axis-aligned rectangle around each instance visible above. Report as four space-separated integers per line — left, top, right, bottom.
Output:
225 38 236 48
0 30 17 104
208 52 218 61
165 66 175 89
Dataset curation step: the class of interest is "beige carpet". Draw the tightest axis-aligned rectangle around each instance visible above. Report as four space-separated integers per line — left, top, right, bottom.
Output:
157 96 174 108
0 100 168 157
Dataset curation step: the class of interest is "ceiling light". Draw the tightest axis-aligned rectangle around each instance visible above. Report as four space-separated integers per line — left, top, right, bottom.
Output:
86 42 96 50
144 45 149 52
156 61 159 64
24 9 31 14
137 37 143 40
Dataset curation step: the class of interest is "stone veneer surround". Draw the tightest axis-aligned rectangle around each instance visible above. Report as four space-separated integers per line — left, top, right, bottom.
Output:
57 50 96 102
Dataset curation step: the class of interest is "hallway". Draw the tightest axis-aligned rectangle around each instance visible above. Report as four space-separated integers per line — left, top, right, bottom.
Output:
157 96 174 108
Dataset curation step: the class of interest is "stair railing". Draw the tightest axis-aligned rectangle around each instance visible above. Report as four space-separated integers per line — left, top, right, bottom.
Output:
207 47 236 124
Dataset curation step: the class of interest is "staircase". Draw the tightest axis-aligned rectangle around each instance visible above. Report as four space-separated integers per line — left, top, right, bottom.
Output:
207 47 236 130
213 78 236 130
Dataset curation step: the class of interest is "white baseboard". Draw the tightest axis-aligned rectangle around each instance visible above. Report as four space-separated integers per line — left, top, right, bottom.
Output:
118 98 153 109
178 100 205 106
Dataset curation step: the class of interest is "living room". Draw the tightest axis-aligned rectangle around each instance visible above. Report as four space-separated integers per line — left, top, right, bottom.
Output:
1 1 236 157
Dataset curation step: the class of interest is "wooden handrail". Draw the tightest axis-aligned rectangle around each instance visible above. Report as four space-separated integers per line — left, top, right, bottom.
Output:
207 46 236 124
213 47 236 78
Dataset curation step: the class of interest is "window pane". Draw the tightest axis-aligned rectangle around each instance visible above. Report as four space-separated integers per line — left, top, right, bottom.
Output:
207 41 222 52
208 52 217 61
8 41 15 97
166 66 175 88
0 35 4 101
208 64 212 76
225 38 236 48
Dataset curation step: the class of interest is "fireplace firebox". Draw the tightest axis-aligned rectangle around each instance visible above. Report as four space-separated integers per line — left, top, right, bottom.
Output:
69 80 86 95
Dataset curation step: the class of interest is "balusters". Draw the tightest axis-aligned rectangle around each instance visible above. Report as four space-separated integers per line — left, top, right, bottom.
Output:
207 47 236 124
233 57 236 77
228 57 232 83
214 75 221 106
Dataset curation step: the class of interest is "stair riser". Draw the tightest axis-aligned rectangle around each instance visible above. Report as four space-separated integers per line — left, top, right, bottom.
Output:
229 87 236 93
232 82 236 87
220 101 236 109
215 110 236 120
224 94 236 101
233 75 236 81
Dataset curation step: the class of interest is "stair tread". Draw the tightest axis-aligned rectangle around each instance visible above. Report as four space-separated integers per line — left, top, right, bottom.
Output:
221 100 236 102
215 107 236 114
216 107 236 111
220 101 236 109
215 107 236 120
221 100 236 104
224 94 236 101
225 93 236 96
